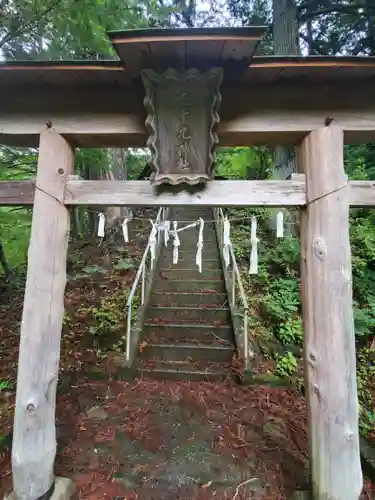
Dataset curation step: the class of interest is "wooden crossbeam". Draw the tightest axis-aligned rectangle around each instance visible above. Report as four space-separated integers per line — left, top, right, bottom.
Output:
64 179 306 207
0 178 374 207
2 83 375 147
0 180 35 205
2 113 375 147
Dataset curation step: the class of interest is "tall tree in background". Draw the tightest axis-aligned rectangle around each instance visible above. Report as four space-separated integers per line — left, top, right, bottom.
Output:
273 0 300 180
273 0 300 54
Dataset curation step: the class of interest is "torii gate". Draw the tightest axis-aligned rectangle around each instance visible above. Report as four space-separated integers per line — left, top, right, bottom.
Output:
1 26 375 500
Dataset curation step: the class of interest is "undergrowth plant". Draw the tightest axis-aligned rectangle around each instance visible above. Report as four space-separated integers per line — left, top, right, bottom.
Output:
0 380 10 392
264 277 300 323
277 317 303 345
275 352 298 378
80 289 139 349
357 346 375 436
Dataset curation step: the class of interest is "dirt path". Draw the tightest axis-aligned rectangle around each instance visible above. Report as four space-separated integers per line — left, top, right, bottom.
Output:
1 372 374 499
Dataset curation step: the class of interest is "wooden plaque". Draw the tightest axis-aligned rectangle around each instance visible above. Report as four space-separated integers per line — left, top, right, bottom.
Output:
142 68 223 186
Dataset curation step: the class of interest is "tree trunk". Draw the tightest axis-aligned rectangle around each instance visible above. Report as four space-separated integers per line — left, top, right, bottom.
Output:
273 0 300 55
272 0 300 233
273 0 300 179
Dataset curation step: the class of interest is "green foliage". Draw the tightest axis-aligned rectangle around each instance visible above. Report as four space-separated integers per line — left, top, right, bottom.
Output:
0 208 31 271
274 352 298 378
113 258 134 271
82 265 106 275
216 147 272 180
83 293 126 338
277 317 303 346
81 287 138 346
0 0 162 60
354 303 375 339
357 347 375 436
0 380 10 392
264 236 300 276
264 277 300 323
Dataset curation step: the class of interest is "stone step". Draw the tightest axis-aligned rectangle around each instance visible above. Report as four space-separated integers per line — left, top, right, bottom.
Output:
145 306 230 324
142 343 234 362
170 241 218 252
173 229 217 241
142 323 233 343
170 209 214 218
170 223 217 231
161 248 221 260
153 278 226 293
158 268 223 281
150 291 228 307
174 222 216 228
170 218 215 225
160 257 221 270
138 359 232 382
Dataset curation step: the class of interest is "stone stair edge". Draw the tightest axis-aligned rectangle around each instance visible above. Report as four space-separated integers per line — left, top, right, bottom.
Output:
147 304 230 311
143 343 233 351
143 322 232 329
152 291 227 295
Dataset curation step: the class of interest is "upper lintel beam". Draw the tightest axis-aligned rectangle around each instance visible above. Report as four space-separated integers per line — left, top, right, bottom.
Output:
1 83 375 147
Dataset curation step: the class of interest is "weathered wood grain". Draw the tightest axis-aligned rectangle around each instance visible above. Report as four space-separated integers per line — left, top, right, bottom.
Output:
142 68 222 185
350 180 375 206
2 83 375 147
11 128 74 499
0 180 35 204
2 178 375 208
299 126 362 500
63 179 307 207
3 110 375 147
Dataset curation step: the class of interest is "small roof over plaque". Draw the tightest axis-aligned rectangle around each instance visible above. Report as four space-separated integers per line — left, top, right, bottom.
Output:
108 26 266 77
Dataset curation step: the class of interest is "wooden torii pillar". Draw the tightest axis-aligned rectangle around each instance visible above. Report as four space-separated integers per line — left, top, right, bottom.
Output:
10 127 76 500
299 125 362 499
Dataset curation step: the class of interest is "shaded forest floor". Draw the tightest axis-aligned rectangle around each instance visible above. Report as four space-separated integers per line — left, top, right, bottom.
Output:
0 222 374 500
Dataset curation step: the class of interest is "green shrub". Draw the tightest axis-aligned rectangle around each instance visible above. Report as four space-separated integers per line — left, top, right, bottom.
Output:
277 317 303 345
274 351 298 378
0 380 10 392
264 277 300 323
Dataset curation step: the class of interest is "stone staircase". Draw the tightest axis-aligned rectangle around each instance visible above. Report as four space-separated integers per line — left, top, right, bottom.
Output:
138 207 235 381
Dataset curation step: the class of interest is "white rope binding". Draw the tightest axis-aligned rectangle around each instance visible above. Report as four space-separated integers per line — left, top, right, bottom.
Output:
122 218 129 243
249 216 259 275
173 221 180 264
223 216 231 269
276 211 284 238
196 217 204 273
149 220 157 269
97 213 105 238
164 220 170 247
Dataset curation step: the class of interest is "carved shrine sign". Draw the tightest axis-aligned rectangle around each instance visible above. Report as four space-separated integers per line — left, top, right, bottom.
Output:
142 68 223 185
